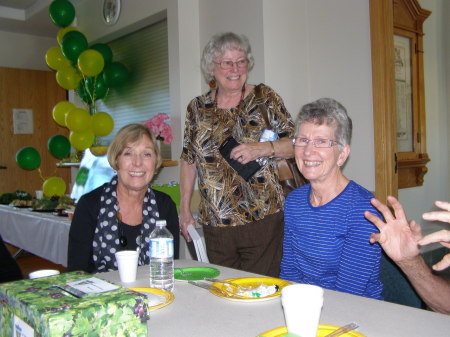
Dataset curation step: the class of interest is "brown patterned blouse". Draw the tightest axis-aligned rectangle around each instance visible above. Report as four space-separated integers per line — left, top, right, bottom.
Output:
181 83 295 227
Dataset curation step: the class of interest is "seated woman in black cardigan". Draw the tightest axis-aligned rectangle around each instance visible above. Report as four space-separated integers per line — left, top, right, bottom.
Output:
67 124 179 273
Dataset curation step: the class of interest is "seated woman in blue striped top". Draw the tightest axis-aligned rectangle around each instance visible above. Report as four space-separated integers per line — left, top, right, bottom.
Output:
280 98 383 299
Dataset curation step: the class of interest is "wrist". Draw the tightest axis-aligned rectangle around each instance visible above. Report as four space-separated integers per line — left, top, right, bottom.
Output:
269 141 275 157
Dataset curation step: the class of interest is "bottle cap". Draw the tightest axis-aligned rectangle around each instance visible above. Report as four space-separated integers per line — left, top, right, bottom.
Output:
156 220 167 227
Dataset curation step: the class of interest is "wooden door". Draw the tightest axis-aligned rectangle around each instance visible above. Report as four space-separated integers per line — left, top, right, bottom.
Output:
0 67 70 196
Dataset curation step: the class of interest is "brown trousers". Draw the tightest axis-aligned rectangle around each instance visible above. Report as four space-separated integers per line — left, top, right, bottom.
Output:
202 212 284 277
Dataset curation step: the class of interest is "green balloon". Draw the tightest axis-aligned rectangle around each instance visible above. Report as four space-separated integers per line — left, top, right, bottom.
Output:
48 135 71 159
90 43 113 65
76 76 108 104
103 62 129 88
61 31 88 62
49 0 75 28
75 167 89 186
16 147 41 170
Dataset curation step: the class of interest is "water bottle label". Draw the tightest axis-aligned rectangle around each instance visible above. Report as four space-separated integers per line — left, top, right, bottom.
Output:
259 129 277 142
150 238 174 258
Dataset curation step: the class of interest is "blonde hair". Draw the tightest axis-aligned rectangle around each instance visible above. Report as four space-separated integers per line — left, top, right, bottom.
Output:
107 123 162 171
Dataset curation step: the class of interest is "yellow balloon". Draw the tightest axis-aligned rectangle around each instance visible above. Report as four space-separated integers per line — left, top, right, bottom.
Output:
57 26 77 45
65 108 91 132
56 66 81 90
70 130 95 151
78 49 105 77
45 46 71 71
91 112 114 137
52 101 75 127
43 177 66 197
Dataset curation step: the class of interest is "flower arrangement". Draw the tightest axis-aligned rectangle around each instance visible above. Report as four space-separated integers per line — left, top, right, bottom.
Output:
143 113 173 144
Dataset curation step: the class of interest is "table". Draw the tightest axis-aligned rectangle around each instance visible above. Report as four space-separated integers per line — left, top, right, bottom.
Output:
99 259 450 337
0 205 70 266
0 204 195 267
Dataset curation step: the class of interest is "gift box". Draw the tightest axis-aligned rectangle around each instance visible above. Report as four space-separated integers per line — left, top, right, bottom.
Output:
0 271 149 337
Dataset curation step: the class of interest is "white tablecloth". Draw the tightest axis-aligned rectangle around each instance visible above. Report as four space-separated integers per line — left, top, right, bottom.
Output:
98 260 450 337
0 205 70 266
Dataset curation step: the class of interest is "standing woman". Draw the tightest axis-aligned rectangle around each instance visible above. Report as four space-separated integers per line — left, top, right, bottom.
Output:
180 32 295 277
280 98 383 299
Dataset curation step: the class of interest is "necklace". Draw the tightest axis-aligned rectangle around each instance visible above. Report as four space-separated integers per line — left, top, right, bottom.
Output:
116 210 128 247
214 84 246 109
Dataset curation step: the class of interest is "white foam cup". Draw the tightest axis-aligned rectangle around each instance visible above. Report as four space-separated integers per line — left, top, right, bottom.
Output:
29 269 60 279
281 284 324 337
35 190 43 199
115 250 139 283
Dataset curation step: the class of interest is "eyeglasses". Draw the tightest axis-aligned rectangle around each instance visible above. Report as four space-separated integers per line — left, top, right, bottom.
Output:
214 59 248 70
293 137 339 148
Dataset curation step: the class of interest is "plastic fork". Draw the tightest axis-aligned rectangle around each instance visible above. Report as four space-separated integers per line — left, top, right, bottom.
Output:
188 281 248 299
203 278 263 293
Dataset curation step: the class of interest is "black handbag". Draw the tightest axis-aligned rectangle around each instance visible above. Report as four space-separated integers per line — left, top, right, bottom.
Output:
257 93 307 196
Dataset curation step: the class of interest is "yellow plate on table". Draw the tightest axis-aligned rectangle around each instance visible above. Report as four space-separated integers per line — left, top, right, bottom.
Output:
259 324 365 337
210 277 291 302
130 287 174 311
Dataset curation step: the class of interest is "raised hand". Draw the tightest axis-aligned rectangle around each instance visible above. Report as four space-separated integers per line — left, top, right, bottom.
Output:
364 196 422 263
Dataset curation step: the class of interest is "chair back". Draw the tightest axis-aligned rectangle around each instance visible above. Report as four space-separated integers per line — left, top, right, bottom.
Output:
187 225 209 263
380 253 425 309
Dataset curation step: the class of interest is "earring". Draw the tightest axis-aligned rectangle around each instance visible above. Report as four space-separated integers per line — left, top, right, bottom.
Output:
209 79 216 89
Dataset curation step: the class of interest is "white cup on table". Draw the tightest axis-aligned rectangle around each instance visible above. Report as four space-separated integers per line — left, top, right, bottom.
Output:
115 250 139 283
281 284 324 337
35 190 43 199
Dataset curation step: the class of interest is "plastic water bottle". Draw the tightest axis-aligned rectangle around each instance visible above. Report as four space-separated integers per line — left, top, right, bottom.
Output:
149 220 174 291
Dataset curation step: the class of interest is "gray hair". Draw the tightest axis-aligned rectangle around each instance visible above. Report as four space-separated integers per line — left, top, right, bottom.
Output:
295 98 352 147
201 32 255 83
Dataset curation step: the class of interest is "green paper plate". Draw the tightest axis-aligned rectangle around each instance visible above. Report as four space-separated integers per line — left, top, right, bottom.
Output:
174 267 220 281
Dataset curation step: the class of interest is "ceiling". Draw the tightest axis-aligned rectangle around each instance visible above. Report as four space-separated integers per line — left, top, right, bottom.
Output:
0 0 62 37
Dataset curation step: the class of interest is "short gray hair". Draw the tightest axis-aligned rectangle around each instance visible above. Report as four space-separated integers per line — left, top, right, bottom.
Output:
201 32 255 83
295 98 352 147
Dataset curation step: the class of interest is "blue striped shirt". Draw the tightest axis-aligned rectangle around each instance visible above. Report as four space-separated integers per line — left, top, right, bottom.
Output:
280 181 383 300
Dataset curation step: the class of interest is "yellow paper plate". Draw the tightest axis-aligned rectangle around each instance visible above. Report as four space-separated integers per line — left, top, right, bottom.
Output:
130 287 174 311
210 277 291 302
258 325 365 337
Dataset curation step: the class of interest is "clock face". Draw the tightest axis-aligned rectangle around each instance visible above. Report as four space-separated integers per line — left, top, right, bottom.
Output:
103 0 121 25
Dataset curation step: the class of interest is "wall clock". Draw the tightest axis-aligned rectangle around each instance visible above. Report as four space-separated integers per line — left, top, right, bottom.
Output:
103 0 121 25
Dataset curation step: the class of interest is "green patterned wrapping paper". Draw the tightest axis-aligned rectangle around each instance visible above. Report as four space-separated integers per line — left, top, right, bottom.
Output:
0 271 149 337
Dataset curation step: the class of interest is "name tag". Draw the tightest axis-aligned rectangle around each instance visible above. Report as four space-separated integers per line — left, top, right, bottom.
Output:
260 129 277 142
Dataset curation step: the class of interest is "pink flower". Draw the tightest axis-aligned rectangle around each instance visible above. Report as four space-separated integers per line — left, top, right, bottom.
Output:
143 113 172 144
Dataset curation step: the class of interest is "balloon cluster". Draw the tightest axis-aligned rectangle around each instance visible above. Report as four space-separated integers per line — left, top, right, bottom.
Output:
46 0 129 151
14 0 130 197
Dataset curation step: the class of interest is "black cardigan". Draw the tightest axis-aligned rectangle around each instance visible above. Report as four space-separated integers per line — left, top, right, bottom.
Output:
67 185 180 273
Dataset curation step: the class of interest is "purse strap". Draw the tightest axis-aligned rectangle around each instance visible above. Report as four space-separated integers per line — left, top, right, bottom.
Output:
255 85 295 181
254 85 272 130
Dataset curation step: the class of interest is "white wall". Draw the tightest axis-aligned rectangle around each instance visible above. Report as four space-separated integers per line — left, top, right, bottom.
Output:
0 30 54 70
398 0 450 235
263 0 375 190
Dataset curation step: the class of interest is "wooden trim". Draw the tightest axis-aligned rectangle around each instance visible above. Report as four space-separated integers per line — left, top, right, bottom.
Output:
394 0 431 188
370 0 398 201
162 159 179 167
